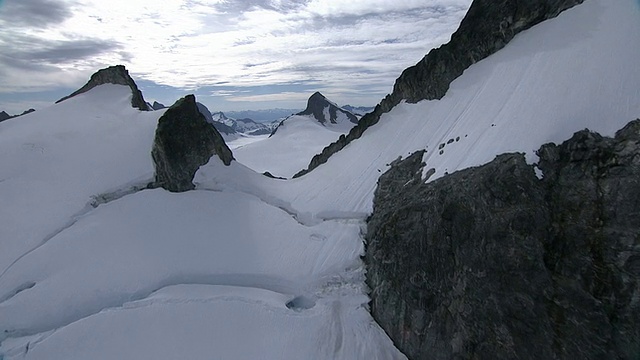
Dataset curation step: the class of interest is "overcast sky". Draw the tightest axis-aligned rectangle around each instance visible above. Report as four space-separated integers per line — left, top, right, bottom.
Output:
0 0 471 114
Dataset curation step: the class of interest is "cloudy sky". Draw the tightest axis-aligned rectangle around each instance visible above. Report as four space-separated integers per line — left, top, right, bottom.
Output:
0 0 471 114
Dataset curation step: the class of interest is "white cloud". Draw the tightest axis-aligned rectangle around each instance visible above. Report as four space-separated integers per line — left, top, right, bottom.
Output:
0 0 472 107
226 91 311 102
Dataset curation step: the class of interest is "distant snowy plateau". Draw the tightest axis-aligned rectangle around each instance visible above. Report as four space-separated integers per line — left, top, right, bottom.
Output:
1 0 639 359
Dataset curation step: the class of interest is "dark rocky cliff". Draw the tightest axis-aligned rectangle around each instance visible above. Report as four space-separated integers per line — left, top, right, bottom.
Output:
151 94 233 192
56 65 149 111
365 120 640 359
294 0 585 178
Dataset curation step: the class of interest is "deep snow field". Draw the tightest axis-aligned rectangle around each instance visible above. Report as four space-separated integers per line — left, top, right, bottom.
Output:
1 0 640 358
232 115 355 178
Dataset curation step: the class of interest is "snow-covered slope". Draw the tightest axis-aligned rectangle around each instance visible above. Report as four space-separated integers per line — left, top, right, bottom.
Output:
231 92 359 178
233 114 353 178
0 85 160 274
218 0 640 217
0 86 402 358
1 0 639 359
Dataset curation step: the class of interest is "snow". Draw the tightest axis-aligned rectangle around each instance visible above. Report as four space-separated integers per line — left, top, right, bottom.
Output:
232 115 352 178
226 133 269 150
204 0 640 217
2 0 639 358
0 85 160 273
0 87 401 359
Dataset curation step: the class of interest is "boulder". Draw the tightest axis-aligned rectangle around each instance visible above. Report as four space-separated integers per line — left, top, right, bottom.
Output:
151 94 233 192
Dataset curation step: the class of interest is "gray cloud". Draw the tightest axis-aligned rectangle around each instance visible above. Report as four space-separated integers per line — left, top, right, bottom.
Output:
26 39 123 64
0 0 73 28
1 34 123 65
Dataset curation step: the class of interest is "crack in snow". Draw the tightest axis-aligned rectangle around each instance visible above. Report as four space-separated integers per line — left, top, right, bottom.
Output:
0 178 153 282
1 274 312 346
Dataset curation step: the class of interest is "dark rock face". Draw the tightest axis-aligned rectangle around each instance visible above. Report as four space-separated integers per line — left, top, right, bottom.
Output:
297 92 358 125
211 121 237 136
56 65 149 111
294 0 585 178
151 95 233 192
0 109 35 122
196 102 215 123
0 111 11 122
151 101 166 110
366 120 640 360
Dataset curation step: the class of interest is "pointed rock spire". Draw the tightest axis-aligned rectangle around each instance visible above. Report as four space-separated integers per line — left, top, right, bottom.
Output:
297 92 357 125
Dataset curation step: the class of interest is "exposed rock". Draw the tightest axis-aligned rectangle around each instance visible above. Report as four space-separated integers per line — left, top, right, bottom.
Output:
18 109 35 117
0 109 36 122
196 102 215 123
151 101 166 110
56 65 149 111
365 120 640 359
294 0 585 178
262 171 286 180
0 111 11 122
297 92 358 125
151 95 233 192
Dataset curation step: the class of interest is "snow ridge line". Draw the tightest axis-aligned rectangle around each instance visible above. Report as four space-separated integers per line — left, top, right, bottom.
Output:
195 185 367 227
0 178 153 282
0 274 311 352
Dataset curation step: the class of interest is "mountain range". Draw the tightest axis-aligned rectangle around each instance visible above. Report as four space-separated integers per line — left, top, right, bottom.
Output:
0 0 639 359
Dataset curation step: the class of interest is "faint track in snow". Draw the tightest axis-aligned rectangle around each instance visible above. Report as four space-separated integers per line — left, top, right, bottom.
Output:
0 178 153 282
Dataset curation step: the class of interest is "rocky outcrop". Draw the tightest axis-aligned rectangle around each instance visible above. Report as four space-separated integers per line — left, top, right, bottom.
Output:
294 0 585 178
0 111 11 121
365 120 640 359
0 111 11 122
297 92 358 125
56 65 149 111
0 109 35 122
151 101 166 110
151 95 233 192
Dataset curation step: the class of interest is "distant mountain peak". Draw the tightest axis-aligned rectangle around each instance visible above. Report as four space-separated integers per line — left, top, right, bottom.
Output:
55 65 149 111
297 92 358 125
0 109 35 122
151 101 166 110
212 111 229 121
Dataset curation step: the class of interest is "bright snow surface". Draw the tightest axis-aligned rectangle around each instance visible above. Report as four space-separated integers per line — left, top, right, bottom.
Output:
2 0 640 358
233 114 354 178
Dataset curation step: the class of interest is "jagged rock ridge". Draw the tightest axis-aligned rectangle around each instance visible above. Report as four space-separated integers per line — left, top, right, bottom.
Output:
297 92 358 125
365 120 640 359
294 0 585 178
56 65 149 111
0 109 35 122
213 111 277 135
151 94 233 192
